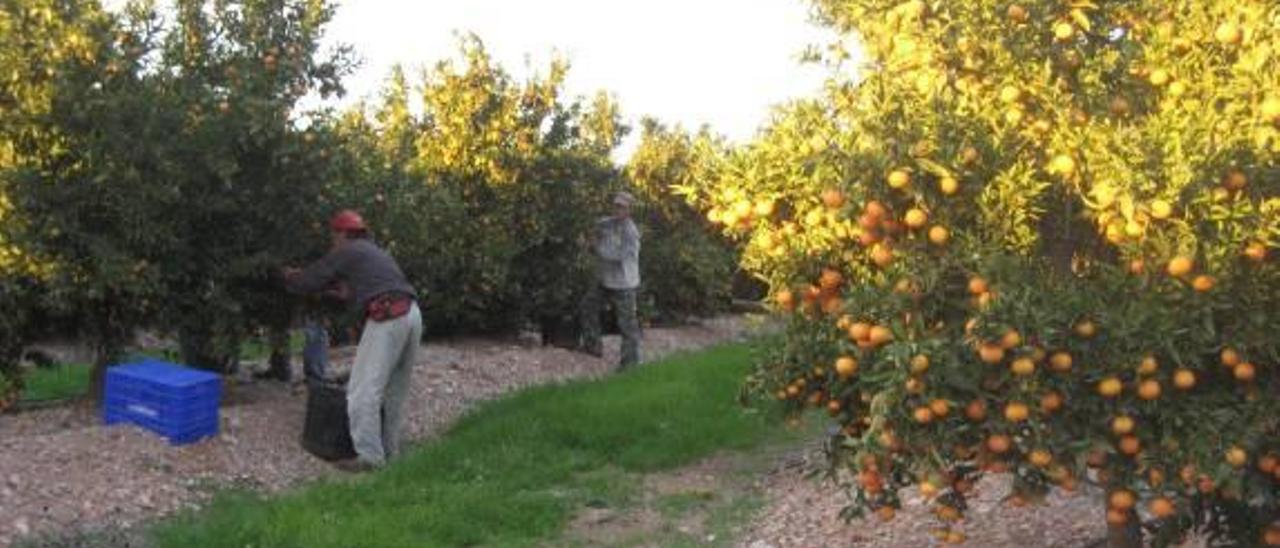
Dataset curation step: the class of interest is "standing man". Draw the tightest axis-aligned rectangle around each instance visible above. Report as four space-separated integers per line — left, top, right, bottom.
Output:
284 209 421 470
581 191 642 370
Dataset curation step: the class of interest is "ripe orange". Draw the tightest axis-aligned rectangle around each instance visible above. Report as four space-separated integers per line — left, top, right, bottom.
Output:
987 434 1012 454
775 289 796 311
1149 69 1171 87
904 208 928 229
960 146 980 165
914 406 936 424
1040 391 1063 413
871 244 894 268
1074 320 1097 338
1000 329 1022 349
1137 380 1162 401
1149 497 1176 519
869 325 894 346
905 377 925 394
1109 96 1132 117
1215 22 1243 45
1244 242 1268 262
935 504 962 522
1053 21 1074 42
1109 490 1137 511
1004 402 1030 422
1173 368 1197 390
819 268 844 291
1048 154 1076 176
865 200 888 219
1137 355 1159 375
877 505 896 521
1192 275 1215 292
848 322 872 342
835 356 858 379
859 470 884 493
1258 455 1278 474
1226 446 1248 468
930 399 951 418
1010 357 1036 376
1223 169 1248 190
1234 362 1256 382
1150 200 1173 220
826 400 842 415
939 176 960 195
968 276 989 295
1000 85 1023 104
928 225 950 245
1147 468 1165 488
1098 377 1123 398
785 385 801 398
1112 415 1136 436
821 188 846 209
1221 348 1241 367
965 400 988 422
1167 256 1194 277
1029 449 1053 467
1007 4 1029 23
910 354 930 374
1118 435 1141 456
887 170 912 190
979 343 1006 364
1049 352 1073 372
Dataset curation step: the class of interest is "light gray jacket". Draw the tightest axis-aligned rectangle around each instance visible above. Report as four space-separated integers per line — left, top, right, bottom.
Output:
594 216 641 290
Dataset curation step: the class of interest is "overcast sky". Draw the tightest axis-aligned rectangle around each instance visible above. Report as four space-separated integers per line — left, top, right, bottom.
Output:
103 0 847 158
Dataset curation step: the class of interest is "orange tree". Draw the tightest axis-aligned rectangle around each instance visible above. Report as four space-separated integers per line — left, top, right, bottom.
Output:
685 0 1280 545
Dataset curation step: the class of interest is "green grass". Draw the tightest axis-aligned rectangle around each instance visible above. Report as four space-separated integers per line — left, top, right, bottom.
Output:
20 362 91 402
150 343 790 548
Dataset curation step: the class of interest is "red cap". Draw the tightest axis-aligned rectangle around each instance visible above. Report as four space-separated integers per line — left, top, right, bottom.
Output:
329 209 367 232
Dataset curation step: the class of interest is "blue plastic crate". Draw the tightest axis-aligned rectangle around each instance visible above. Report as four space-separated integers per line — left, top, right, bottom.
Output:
103 359 222 446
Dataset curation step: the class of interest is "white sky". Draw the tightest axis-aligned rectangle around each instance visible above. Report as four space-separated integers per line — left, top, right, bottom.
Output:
104 0 849 159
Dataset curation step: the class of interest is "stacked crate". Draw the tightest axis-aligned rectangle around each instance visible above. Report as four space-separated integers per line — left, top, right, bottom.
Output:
103 359 221 446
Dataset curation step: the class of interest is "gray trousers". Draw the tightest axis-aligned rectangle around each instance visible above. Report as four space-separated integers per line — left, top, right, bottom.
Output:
347 302 423 466
580 285 641 370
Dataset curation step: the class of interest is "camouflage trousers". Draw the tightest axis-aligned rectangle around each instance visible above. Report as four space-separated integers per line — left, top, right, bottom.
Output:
579 285 641 370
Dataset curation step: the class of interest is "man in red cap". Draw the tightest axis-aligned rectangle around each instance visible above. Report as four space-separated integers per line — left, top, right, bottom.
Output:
284 209 421 470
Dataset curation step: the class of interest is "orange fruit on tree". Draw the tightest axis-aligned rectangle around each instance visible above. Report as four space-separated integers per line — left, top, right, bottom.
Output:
968 276 989 295
1221 348 1241 367
930 399 951 418
1109 96 1132 117
928 225 950 245
939 176 960 195
865 200 888 219
1112 415 1136 436
848 322 872 342
1053 21 1074 41
859 470 884 493
1000 329 1022 349
1149 69 1171 87
869 325 894 346
1074 320 1097 338
965 400 988 421
1261 96 1280 124
1192 275 1215 292
914 406 936 424
871 244 894 268
1137 355 1159 375
979 343 1006 364
835 356 858 379
1118 435 1141 456
877 505 896 521
1029 449 1053 467
1223 169 1248 190
910 354 930 374
1234 362 1256 382
1173 368 1197 390
1137 380 1162 400
904 208 928 229
1226 446 1248 468
1048 154 1076 176
819 268 844 291
1098 376 1123 398
960 146 980 165
1150 200 1173 220
1167 256 1194 277
1109 490 1137 511
826 400 842 415
1215 22 1243 45
822 188 846 209
1258 454 1278 474
1040 391 1063 413
887 170 911 190
1010 357 1036 376
775 289 795 311
905 377 925 394
1000 85 1023 104
1128 258 1146 275
1149 497 1176 519
1244 242 1268 262
1007 4 1029 23
1004 402 1030 422
987 433 1012 454
1049 352 1073 372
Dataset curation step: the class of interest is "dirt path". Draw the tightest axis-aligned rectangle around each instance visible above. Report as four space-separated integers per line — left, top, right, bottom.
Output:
0 316 760 546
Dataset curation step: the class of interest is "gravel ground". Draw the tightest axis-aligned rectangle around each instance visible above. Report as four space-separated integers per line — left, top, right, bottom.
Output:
0 316 760 546
736 445 1211 548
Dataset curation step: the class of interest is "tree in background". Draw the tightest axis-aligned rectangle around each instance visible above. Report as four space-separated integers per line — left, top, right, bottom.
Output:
688 0 1280 545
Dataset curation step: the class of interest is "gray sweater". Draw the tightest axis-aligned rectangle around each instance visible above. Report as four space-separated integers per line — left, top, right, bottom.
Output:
287 239 416 308
595 216 640 290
